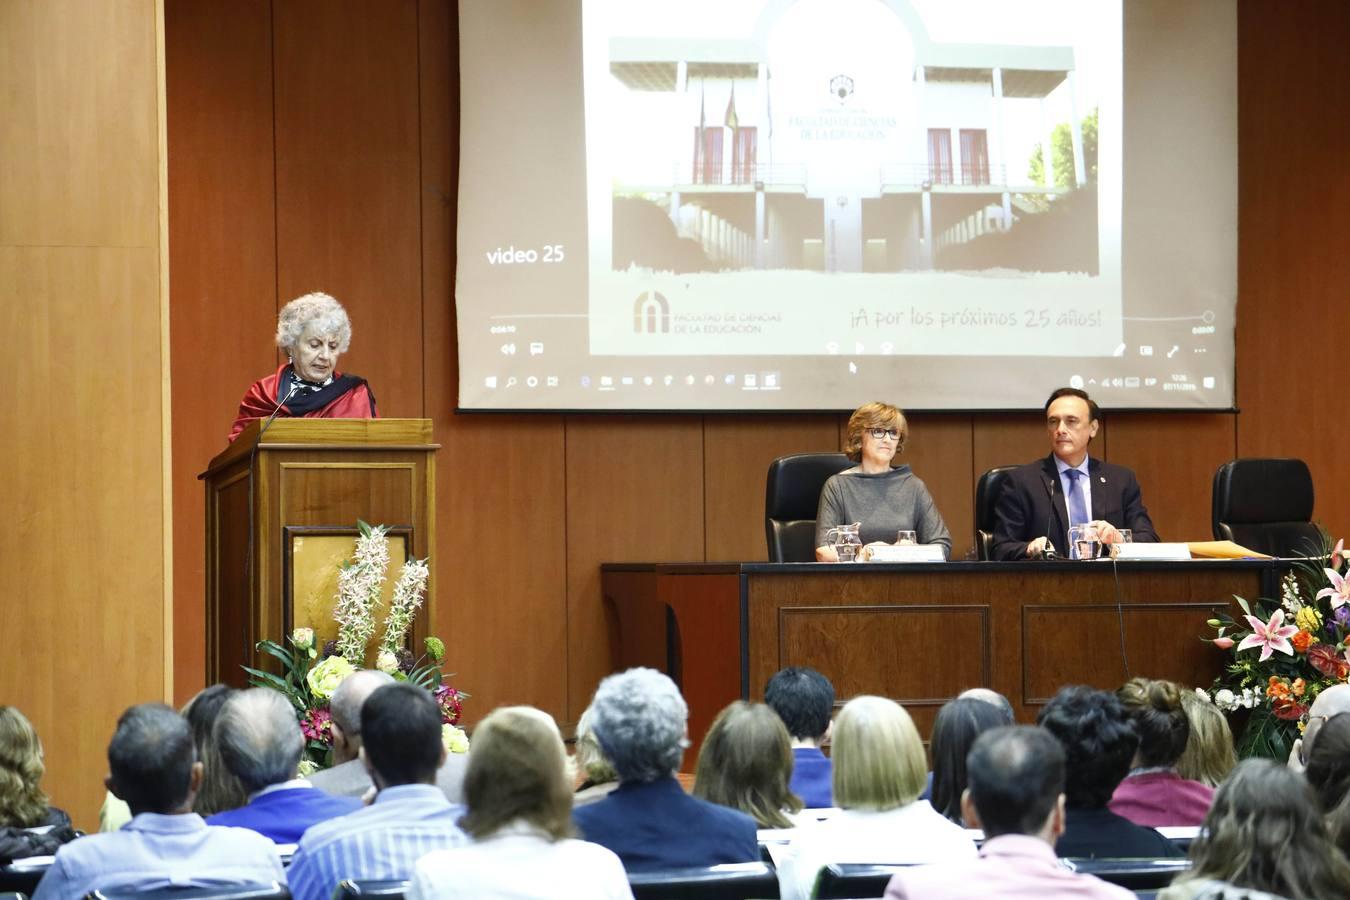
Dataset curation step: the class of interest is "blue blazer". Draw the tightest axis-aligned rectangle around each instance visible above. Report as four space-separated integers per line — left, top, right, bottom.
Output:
790 747 833 809
572 776 759 872
206 786 360 844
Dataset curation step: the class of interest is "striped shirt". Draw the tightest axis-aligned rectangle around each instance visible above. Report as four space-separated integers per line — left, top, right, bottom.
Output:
286 783 467 900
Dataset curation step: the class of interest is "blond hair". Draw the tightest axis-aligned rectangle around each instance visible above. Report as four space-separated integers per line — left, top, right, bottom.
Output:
1177 690 1237 788
0 707 48 827
461 706 575 841
831 696 927 810
844 402 908 462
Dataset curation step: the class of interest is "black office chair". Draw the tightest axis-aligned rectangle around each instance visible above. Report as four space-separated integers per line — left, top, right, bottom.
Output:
765 453 853 562
974 465 1020 560
334 880 409 898
1212 458 1321 557
88 883 290 900
628 862 780 900
813 863 908 899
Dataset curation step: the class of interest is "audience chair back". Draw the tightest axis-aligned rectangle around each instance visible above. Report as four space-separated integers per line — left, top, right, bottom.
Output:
1064 858 1191 890
765 453 853 562
814 863 908 899
0 861 47 897
335 879 410 898
1211 458 1319 557
628 862 780 900
88 884 290 900
974 466 1019 560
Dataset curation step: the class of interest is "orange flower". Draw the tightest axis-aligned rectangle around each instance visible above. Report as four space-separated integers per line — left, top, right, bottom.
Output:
1267 676 1290 701
1292 631 1314 654
1292 678 1307 698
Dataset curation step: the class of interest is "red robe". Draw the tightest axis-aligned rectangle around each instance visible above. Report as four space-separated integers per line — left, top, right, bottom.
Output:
228 364 377 442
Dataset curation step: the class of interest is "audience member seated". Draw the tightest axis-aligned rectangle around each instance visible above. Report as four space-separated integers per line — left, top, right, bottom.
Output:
32 704 283 899
572 667 759 872
0 706 77 862
1037 686 1181 859
205 689 359 842
928 696 1013 825
306 669 470 804
1175 690 1237 789
764 666 835 809
573 703 620 807
99 684 245 832
186 684 249 818
776 696 976 900
409 706 633 900
1303 711 1350 859
694 701 803 829
286 683 467 900
885 725 1133 899
1110 679 1214 827
1289 683 1350 773
1159 758 1350 899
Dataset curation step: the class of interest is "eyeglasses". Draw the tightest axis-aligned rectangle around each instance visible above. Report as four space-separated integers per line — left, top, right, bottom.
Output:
867 428 900 440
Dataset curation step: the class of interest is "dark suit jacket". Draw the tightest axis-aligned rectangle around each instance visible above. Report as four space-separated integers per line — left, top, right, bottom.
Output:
1055 806 1184 859
572 776 759 873
991 456 1159 561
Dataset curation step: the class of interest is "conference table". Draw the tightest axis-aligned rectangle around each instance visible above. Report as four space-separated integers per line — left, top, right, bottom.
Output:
601 559 1281 753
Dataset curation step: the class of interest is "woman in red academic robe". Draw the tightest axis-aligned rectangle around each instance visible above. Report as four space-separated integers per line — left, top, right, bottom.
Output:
228 292 378 442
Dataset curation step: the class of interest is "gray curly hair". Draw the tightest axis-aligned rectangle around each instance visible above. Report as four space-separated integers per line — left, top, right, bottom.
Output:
588 668 689 784
275 292 352 354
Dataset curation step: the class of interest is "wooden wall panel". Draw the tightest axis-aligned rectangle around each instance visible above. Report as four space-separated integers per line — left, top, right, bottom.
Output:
972 414 1048 480
1235 0 1350 541
442 417 569 722
0 1 159 249
272 0 424 418
1108 414 1236 542
703 416 841 561
2 0 167 829
565 418 705 721
166 0 277 705
904 415 975 559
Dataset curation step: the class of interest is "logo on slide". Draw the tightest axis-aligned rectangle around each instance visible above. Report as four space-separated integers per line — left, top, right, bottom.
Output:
829 74 854 105
633 290 671 334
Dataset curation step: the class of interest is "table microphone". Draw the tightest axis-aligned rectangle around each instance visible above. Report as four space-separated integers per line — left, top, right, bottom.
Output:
1042 473 1060 559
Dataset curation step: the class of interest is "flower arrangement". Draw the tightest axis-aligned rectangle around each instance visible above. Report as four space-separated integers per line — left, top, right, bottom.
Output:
243 520 468 772
1204 532 1349 759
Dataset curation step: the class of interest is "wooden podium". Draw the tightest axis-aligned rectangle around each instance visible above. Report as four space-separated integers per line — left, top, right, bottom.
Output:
200 419 438 685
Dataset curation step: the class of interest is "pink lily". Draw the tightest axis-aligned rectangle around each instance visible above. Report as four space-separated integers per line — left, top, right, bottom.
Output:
1334 538 1346 569
1212 636 1234 649
1317 568 1350 610
1237 609 1299 662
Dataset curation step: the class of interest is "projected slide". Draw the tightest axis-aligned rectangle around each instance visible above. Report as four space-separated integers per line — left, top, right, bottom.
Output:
456 0 1236 411
589 0 1119 359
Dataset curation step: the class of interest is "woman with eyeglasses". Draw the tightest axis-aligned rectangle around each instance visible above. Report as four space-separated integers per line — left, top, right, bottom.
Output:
814 402 951 561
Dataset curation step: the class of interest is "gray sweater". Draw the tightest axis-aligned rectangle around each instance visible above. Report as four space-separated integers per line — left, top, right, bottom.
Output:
814 464 952 558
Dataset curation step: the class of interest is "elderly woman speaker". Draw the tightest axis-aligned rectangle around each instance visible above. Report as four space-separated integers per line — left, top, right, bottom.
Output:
228 292 377 442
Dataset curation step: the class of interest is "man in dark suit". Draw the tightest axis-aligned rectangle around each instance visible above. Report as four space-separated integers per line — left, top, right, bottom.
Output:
991 387 1158 560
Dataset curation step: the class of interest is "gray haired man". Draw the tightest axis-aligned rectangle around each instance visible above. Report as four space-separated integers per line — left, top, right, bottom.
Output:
206 688 359 842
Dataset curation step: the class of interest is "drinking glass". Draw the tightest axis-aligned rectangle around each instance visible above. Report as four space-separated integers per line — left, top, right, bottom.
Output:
1069 523 1101 560
895 530 917 545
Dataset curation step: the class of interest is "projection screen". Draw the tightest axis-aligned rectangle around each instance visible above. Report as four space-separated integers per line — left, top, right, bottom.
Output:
455 0 1236 411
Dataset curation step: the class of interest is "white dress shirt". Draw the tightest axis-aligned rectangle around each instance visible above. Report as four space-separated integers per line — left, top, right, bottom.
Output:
408 820 633 900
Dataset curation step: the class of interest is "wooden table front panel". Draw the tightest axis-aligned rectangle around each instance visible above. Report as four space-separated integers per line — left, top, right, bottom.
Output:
744 564 1264 730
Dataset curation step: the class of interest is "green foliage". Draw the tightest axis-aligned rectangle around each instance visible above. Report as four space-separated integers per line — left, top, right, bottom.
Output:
1027 107 1098 189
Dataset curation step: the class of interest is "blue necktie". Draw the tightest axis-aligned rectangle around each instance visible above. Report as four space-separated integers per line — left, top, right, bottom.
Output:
1065 469 1089 559
1065 469 1090 527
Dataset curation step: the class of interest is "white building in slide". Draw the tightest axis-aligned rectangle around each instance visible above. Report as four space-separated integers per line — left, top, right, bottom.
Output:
606 0 1088 273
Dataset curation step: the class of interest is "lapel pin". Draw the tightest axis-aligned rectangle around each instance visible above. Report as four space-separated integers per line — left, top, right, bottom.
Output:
1100 477 1106 483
